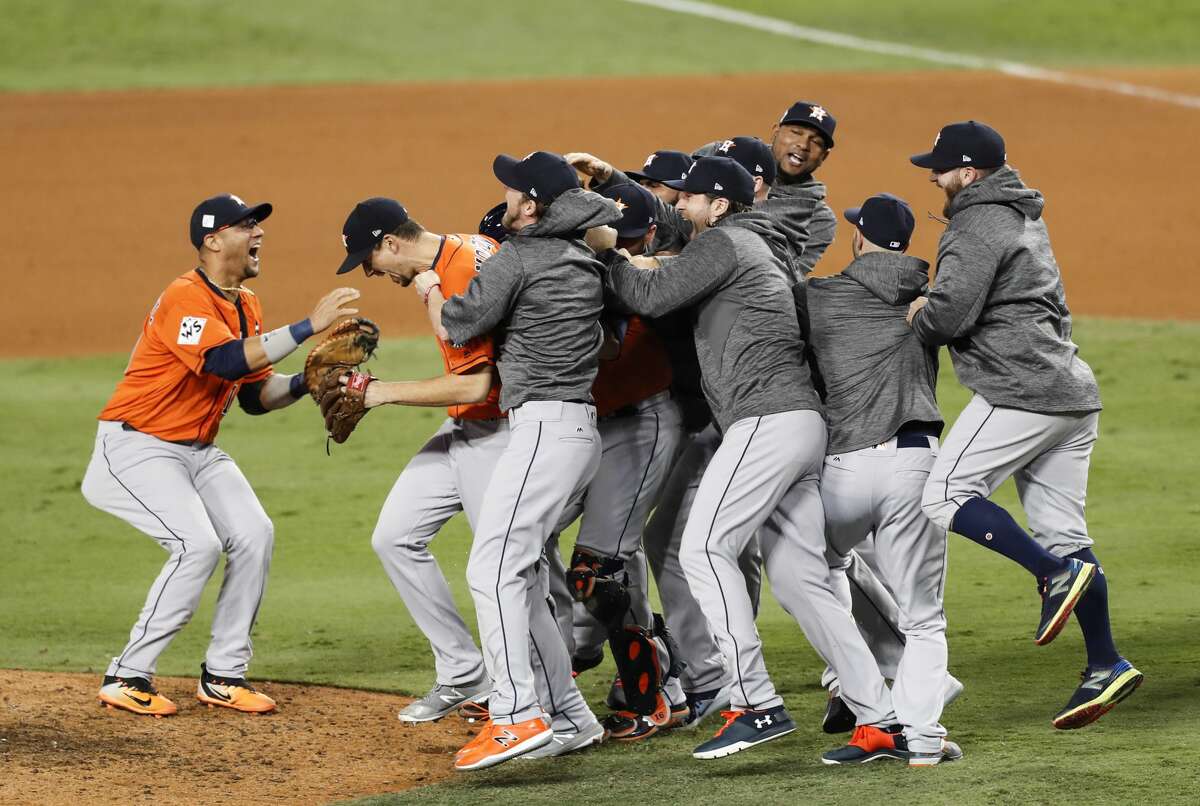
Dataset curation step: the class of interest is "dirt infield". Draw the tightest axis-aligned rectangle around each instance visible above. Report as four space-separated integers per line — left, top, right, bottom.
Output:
0 670 464 804
2 67 1198 358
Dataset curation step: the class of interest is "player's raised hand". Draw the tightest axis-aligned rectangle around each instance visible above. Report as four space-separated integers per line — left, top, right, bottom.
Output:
311 287 361 332
564 152 614 184
585 225 617 253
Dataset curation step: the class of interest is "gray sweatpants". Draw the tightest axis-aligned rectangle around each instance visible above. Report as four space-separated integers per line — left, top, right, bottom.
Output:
81 421 273 680
466 401 601 725
922 394 1098 558
680 411 894 724
370 417 506 687
822 438 949 753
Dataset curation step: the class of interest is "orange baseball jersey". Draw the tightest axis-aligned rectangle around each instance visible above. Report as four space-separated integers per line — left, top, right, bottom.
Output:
434 234 503 420
591 315 673 416
99 269 273 444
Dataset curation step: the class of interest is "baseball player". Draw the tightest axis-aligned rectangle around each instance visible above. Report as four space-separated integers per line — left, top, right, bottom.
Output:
331 197 497 723
82 194 359 716
415 151 620 769
803 193 961 766
544 182 688 741
907 121 1142 728
622 149 694 204
603 157 896 760
763 100 839 278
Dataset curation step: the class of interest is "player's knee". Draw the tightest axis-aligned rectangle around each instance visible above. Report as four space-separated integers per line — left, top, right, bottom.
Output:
921 497 956 533
187 535 224 571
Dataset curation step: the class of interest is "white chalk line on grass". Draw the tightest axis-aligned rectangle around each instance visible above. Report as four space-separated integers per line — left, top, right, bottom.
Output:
623 0 1200 110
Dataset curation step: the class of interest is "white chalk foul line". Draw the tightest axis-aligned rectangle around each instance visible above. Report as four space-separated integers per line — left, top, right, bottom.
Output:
623 0 1200 110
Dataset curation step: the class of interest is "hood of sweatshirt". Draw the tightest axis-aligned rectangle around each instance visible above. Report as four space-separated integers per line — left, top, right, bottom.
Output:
841 251 931 306
948 165 1044 221
521 188 623 238
720 209 799 274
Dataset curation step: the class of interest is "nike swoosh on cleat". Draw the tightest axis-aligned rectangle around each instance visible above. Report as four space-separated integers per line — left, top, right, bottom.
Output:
125 692 153 707
205 685 233 702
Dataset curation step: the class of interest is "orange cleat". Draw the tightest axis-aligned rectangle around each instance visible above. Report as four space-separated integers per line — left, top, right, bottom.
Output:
98 675 178 718
454 716 553 771
195 663 277 713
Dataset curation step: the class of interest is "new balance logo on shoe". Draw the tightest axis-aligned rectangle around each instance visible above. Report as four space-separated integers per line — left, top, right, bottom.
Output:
1082 669 1110 690
755 715 773 729
1047 570 1074 598
493 729 520 748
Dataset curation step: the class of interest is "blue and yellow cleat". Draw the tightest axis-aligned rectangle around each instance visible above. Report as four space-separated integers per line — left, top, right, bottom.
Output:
1035 558 1096 646
1052 658 1143 730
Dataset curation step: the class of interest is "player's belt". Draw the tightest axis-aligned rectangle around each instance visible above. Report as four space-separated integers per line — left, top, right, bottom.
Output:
598 390 672 421
121 422 212 449
894 422 940 449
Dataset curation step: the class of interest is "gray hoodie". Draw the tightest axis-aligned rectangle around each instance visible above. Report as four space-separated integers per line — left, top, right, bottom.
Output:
765 174 837 280
605 210 822 432
804 251 942 454
910 166 1101 414
442 188 622 412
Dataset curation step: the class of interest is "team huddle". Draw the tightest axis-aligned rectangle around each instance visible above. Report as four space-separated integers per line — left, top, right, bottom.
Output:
82 99 1144 771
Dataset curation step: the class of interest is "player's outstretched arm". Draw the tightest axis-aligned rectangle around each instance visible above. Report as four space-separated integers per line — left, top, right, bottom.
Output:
352 364 496 409
237 372 307 414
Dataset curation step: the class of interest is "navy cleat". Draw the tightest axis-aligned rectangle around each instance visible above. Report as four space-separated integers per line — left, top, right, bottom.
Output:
1035 558 1096 646
692 705 795 760
822 691 856 734
680 681 733 731
821 724 907 765
1052 658 1143 729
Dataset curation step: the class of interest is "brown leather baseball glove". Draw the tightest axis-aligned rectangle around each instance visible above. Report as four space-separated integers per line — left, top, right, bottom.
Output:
303 317 379 443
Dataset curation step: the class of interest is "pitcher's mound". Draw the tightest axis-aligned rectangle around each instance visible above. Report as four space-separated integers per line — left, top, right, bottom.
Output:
0 670 468 804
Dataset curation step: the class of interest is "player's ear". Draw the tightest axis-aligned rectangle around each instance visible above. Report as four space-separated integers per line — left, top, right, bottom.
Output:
202 232 222 253
711 197 730 220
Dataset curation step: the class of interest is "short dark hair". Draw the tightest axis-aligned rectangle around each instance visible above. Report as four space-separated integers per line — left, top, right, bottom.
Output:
707 195 752 224
389 218 425 242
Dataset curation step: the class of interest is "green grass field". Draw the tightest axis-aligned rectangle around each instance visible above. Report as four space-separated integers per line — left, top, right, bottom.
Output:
4 1 1199 803
2 0 1197 92
2 319 1198 804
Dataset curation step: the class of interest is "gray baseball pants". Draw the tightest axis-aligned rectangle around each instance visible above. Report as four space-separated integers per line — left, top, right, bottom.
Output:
370 417 506 687
466 401 601 725
680 410 895 724
82 421 273 680
822 437 949 753
923 394 1098 558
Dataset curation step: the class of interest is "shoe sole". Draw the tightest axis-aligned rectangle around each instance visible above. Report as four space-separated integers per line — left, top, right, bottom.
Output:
1035 563 1096 646
454 728 553 771
98 693 176 718
821 749 908 766
521 726 605 759
196 692 276 713
692 726 795 760
1052 668 1144 730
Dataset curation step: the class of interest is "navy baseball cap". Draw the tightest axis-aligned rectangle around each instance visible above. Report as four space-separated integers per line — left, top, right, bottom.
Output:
910 121 1006 171
844 193 915 251
712 136 776 185
337 197 409 274
664 157 755 206
492 151 580 204
778 101 837 148
627 149 693 185
599 183 656 239
190 194 272 249
478 201 510 244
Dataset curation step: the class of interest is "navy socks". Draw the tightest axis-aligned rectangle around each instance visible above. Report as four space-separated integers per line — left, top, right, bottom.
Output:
950 497 1065 579
1068 548 1120 668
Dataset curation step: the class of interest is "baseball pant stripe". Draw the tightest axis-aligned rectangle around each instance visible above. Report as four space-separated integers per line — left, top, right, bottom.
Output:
615 411 661 560
102 433 188 675
529 619 578 732
942 406 995 505
703 417 761 709
494 422 543 720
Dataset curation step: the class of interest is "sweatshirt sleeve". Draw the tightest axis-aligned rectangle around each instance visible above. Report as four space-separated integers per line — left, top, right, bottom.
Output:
441 248 524 345
795 203 836 275
911 229 1000 346
605 228 735 318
